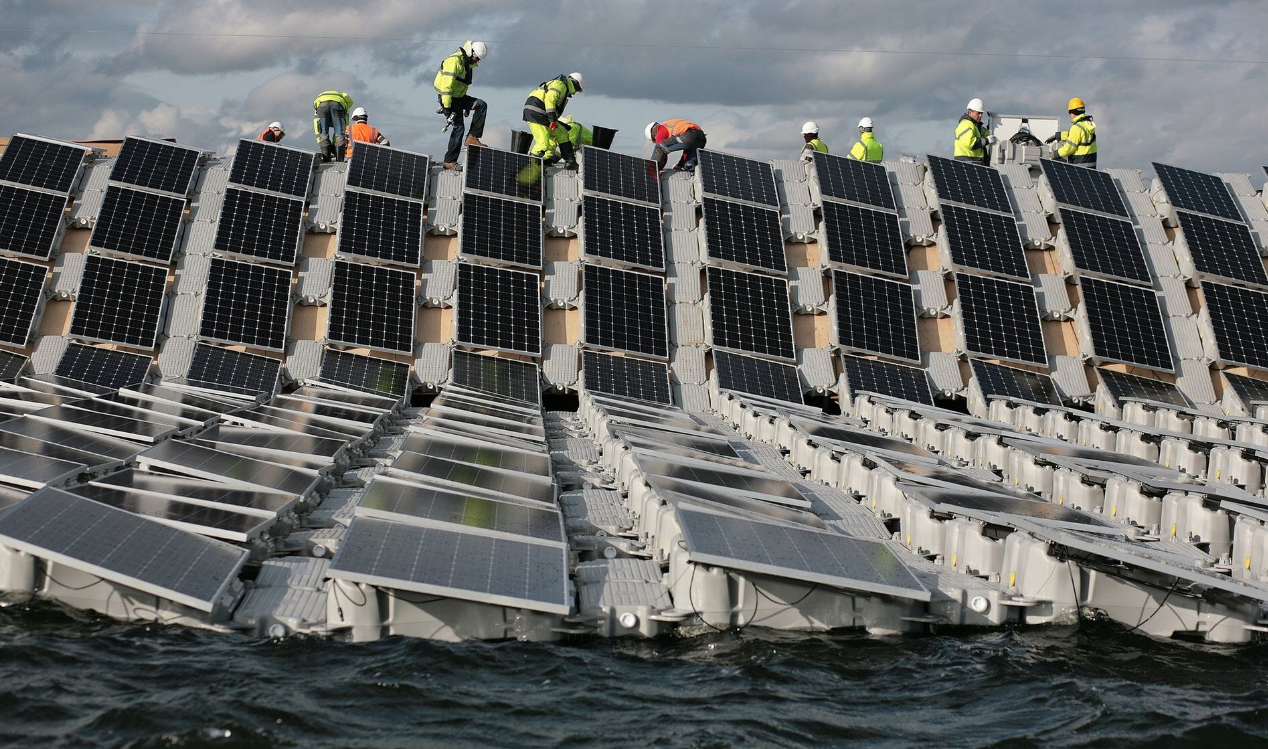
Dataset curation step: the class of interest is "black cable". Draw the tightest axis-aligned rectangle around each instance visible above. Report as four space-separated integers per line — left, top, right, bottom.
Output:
753 581 819 608
1064 552 1083 631
1121 578 1181 634
42 564 105 591
688 564 729 633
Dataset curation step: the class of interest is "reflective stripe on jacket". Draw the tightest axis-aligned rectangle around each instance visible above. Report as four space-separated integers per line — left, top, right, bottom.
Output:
523 75 576 125
660 119 700 141
954 115 989 159
313 91 353 111
433 49 474 108
801 138 829 157
847 132 883 162
1057 115 1097 161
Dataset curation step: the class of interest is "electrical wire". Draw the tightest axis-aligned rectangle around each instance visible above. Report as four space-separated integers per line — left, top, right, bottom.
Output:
1121 578 1181 635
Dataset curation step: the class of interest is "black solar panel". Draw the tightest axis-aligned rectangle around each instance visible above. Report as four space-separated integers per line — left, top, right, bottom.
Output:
582 264 668 358
450 350 540 404
580 194 664 270
1174 210 1267 287
55 342 151 390
319 348 410 398
941 202 1028 280
0 350 26 382
970 359 1061 405
698 150 778 207
1152 162 1242 222
464 146 542 203
701 197 787 273
199 258 291 351
812 152 895 210
1079 277 1173 371
345 142 430 200
0 135 87 194
183 343 279 397
581 350 671 404
833 271 920 362
227 139 314 197
0 257 46 346
212 187 305 265
1096 368 1189 407
338 189 424 266
0 183 66 260
955 273 1046 365
706 266 794 361
109 137 201 196
1060 208 1150 284
69 255 166 349
458 192 542 269
821 201 907 277
1040 158 1128 217
327 261 416 354
927 155 1011 214
89 185 185 263
713 349 803 405
581 146 660 205
841 353 933 405
1222 371 1268 406
1202 281 1268 369
455 262 540 356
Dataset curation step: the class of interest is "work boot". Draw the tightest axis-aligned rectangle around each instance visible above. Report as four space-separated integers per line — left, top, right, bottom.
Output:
559 142 578 171
465 135 484 147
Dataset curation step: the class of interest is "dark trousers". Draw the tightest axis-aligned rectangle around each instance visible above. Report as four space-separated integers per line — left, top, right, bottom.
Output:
654 129 708 170
443 95 487 163
314 102 347 161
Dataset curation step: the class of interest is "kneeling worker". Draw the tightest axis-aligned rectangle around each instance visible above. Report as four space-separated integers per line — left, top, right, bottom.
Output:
800 121 828 160
257 122 285 143
345 107 389 159
646 119 707 172
523 72 585 169
847 118 883 162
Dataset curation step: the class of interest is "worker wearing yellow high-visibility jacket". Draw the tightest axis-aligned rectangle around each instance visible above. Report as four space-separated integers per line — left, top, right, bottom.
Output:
522 72 585 169
1055 97 1098 168
847 117 884 163
954 97 996 165
313 90 353 162
800 121 828 160
433 41 488 169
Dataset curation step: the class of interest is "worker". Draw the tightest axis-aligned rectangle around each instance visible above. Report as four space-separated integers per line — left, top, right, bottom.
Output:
344 107 390 159
954 98 996 165
847 117 884 162
800 121 828 160
646 119 707 172
257 122 285 143
433 40 488 169
1054 97 1098 167
522 72 585 170
313 90 354 162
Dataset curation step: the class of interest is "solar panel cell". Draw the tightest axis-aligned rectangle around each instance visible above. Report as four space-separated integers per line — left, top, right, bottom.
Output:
319 348 411 398
455 263 540 356
1096 368 1189 407
713 349 803 405
582 264 668 358
0 135 87 194
183 343 280 397
821 201 907 277
812 151 896 210
833 271 920 362
345 142 430 200
464 146 542 203
1060 208 1150 284
55 343 151 390
69 255 167 349
89 185 186 263
927 155 1011 213
109 137 201 196
337 189 425 267
0 184 66 260
1174 209 1268 287
941 202 1029 279
840 353 934 405
227 139 314 197
701 197 787 273
458 192 542 268
698 150 778 207
969 359 1061 405
212 187 305 265
199 258 291 351
955 273 1046 366
0 257 46 345
582 350 671 404
581 146 660 205
706 266 794 361
580 194 665 270
1040 158 1128 217
1079 277 1173 371
1152 162 1242 222
450 350 540 404
328 260 416 354
1201 281 1268 369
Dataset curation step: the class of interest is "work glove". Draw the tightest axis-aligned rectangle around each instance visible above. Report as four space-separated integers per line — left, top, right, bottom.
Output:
986 134 998 146
564 159 578 171
1044 133 1059 144
548 121 558 131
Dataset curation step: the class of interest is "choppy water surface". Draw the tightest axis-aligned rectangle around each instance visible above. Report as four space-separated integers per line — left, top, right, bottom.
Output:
1 603 1265 748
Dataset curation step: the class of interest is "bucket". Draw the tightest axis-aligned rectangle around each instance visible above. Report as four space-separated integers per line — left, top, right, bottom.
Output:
510 130 533 154
590 125 617 150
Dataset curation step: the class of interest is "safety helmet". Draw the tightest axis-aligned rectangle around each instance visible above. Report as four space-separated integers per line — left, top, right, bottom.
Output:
967 98 984 113
463 41 487 60
268 121 284 133
801 121 819 135
350 106 367 121
645 122 659 141
568 72 584 91
858 117 873 129
1067 97 1085 111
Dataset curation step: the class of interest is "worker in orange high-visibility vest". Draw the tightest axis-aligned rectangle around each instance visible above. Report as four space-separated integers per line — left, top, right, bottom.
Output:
257 122 285 143
344 107 389 159
645 119 707 172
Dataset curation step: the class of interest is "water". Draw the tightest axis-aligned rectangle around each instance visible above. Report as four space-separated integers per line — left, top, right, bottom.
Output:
2 603 1266 749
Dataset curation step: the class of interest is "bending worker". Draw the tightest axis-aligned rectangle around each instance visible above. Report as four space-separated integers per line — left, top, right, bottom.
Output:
522 72 585 169
800 121 828 160
313 90 353 162
257 122 285 143
433 40 488 169
345 107 389 159
1054 97 1098 167
847 117 883 162
646 118 707 172
954 98 996 165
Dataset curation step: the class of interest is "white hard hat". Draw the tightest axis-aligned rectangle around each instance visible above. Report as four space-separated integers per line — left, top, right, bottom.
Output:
645 122 659 140
463 41 487 59
967 98 984 113
801 121 819 135
858 117 873 129
568 72 584 91
269 121 284 132
350 106 367 120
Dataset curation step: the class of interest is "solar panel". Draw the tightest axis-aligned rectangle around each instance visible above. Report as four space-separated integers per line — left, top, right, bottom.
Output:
833 271 920 362
455 262 540 356
69 255 166 349
1079 276 1173 371
812 151 896 210
227 139 314 197
0 443 84 488
796 420 933 458
0 256 46 346
109 137 201 196
1174 210 1268 287
88 185 186 263
1201 281 1268 369
581 146 660 205
954 273 1046 366
328 260 416 354
580 194 665 271
637 455 805 504
1223 372 1268 406
464 146 542 203
706 266 794 361
581 349 671 405
318 348 410 398
713 349 803 405
458 192 542 269
199 258 291 351
345 142 430 200
212 187 305 265
923 488 1112 527
138 440 319 497
697 150 778 207
1152 162 1242 222
582 264 668 358
450 350 540 404
1096 368 1189 407
93 469 297 516
0 416 141 461
820 200 907 277
55 343 151 390
840 353 934 405
400 435 548 476
329 516 569 614
0 183 67 260
0 429 117 469
1039 158 1128 217
700 197 787 273
69 483 275 542
358 477 563 543
183 343 279 397
927 155 1011 214
0 488 247 612
0 349 27 382
0 135 88 194
388 453 554 503
336 189 424 267
941 202 1029 279
969 359 1061 405
1060 208 1150 284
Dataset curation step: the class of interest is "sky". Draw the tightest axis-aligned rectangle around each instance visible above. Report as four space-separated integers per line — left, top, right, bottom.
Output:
2 0 1266 176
